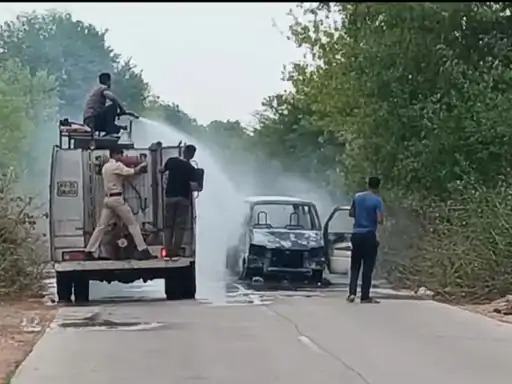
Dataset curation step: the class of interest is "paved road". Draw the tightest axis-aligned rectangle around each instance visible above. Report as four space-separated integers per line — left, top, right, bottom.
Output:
12 277 512 384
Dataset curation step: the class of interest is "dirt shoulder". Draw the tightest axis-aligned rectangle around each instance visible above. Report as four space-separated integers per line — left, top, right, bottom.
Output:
0 300 56 384
461 296 512 325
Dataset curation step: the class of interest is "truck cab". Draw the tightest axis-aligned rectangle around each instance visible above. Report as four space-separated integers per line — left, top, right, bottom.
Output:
50 116 203 303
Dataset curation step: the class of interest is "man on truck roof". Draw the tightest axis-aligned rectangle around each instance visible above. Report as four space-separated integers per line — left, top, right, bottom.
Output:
83 72 129 136
84 146 155 260
159 144 198 257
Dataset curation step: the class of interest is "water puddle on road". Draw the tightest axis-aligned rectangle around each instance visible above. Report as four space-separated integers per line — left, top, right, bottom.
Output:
197 281 344 307
55 312 180 331
198 278 428 306
44 271 426 310
59 319 143 329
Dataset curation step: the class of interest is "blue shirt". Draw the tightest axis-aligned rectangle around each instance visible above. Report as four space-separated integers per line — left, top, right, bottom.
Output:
352 191 384 233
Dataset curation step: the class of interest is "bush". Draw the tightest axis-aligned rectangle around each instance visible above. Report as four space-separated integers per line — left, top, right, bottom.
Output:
0 169 46 298
242 3 512 304
377 179 512 303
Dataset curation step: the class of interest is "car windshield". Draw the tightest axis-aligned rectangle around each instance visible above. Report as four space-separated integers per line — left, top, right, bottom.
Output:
251 203 320 230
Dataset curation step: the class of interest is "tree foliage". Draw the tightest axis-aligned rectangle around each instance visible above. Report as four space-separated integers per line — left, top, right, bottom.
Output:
0 10 148 296
0 170 47 297
2 4 511 302
0 10 149 118
0 59 58 172
246 2 512 302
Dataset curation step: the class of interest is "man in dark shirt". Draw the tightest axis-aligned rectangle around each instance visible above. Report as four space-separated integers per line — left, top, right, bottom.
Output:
83 72 130 136
159 144 198 256
347 176 384 304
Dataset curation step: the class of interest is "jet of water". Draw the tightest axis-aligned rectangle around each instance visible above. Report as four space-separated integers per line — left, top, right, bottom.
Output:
131 118 340 303
134 118 246 302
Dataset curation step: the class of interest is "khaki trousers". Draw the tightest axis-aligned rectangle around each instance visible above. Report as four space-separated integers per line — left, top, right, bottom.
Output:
164 197 190 255
85 196 147 253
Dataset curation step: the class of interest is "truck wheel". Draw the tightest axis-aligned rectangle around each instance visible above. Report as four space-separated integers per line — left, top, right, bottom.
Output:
56 272 72 303
165 263 196 300
164 270 181 300
181 263 196 300
73 274 90 304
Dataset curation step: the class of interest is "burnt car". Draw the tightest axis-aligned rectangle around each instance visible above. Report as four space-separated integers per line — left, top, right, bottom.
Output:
226 196 353 283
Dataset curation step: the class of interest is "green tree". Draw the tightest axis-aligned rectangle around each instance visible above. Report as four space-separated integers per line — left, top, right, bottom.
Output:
0 59 58 172
0 10 149 118
251 2 512 301
0 59 58 297
113 58 150 114
0 11 149 297
278 2 512 198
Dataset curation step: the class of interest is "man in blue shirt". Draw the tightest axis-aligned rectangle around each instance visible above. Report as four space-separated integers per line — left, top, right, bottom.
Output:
347 176 384 303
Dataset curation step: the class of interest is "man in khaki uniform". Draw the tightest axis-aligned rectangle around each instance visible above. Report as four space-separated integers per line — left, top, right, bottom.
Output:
85 147 154 260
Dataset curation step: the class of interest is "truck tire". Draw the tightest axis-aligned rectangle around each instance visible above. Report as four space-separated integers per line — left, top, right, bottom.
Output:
73 273 90 304
180 263 196 300
56 272 72 303
164 263 196 300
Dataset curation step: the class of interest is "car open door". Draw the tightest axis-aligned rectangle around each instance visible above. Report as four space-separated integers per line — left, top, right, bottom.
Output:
323 206 353 274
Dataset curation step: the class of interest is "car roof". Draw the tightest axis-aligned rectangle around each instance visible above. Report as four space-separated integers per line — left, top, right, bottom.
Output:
244 195 314 205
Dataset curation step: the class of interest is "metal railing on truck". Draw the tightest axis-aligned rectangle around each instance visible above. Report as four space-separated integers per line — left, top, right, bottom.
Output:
57 115 136 150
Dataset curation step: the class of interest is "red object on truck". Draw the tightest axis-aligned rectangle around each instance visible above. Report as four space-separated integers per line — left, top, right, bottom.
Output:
119 155 145 168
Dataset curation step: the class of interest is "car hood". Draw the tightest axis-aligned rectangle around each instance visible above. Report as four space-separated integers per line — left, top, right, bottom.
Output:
251 229 323 250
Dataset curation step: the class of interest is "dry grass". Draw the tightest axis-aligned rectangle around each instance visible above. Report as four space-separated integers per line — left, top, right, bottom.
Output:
0 170 48 298
0 300 56 384
0 168 54 383
461 295 512 325
379 182 512 304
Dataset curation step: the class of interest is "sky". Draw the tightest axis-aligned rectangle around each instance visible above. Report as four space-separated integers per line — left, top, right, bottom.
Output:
0 2 303 125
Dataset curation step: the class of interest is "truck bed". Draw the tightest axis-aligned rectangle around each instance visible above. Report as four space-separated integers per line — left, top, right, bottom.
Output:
54 256 192 272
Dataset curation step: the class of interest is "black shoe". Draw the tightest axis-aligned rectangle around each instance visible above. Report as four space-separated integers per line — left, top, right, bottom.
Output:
59 118 71 127
134 248 156 260
346 294 356 303
360 297 380 304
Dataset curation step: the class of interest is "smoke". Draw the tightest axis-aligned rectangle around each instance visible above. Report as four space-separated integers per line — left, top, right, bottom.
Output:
134 118 338 301
24 121 58 199
135 118 246 301
24 109 338 301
